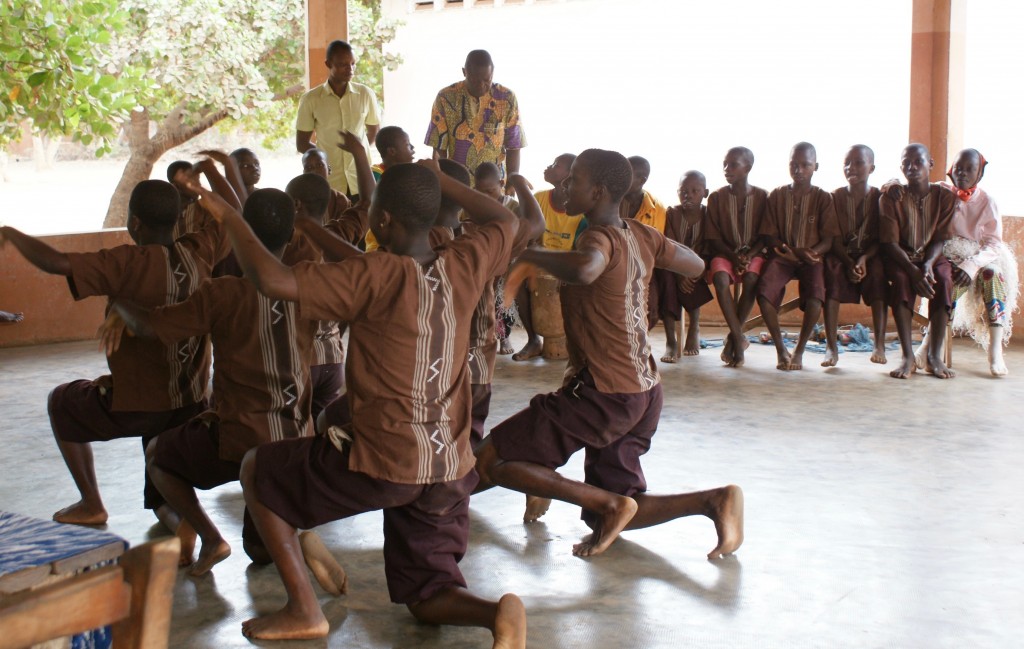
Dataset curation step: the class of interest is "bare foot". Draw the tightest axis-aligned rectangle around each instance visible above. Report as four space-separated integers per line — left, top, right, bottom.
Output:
889 356 916 379
870 346 887 364
0 311 24 323
788 352 803 371
775 349 792 371
512 338 542 362
820 346 838 367
682 334 700 356
177 519 197 567
523 495 551 523
242 604 329 640
730 334 749 367
189 538 231 577
660 351 679 363
498 338 514 355
928 353 955 379
706 485 744 560
53 501 108 526
571 496 637 557
492 593 527 649
300 531 348 596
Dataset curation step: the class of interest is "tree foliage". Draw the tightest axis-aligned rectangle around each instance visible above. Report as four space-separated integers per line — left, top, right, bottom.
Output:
0 0 149 154
349 0 404 105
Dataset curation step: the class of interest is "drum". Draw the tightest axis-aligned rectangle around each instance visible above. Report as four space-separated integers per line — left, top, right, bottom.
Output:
531 272 568 360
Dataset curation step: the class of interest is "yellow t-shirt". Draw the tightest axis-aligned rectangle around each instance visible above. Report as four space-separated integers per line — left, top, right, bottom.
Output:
630 191 668 233
538 190 584 251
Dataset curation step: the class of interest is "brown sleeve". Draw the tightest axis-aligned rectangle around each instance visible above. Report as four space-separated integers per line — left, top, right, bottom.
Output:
815 188 837 239
149 279 218 345
865 188 882 243
283 232 320 265
704 192 723 241
324 206 369 245
933 185 957 242
179 218 229 267
759 189 782 237
65 246 137 300
295 257 377 323
878 192 900 245
823 189 845 238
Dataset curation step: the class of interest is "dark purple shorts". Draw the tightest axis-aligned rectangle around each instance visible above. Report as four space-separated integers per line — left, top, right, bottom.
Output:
310 363 345 421
885 255 953 313
757 256 826 310
649 268 713 324
824 254 887 305
488 369 662 528
469 383 492 450
253 435 476 604
48 379 206 510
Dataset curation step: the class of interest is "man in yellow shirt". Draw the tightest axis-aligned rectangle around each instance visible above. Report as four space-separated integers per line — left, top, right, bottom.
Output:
620 156 667 232
296 40 381 198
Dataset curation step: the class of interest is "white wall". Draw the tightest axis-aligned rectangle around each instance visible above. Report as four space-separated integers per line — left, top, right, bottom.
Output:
379 0 912 204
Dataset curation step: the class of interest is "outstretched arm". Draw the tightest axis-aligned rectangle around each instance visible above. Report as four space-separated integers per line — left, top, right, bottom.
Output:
659 240 706 278
110 300 157 340
174 171 299 301
0 226 71 275
294 219 363 263
517 246 608 286
197 152 245 207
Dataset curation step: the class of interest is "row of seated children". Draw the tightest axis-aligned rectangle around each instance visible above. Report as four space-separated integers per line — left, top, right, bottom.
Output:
0 132 744 646
626 143 1015 379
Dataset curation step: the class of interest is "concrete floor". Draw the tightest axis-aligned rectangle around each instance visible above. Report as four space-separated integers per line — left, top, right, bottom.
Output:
1 328 1022 648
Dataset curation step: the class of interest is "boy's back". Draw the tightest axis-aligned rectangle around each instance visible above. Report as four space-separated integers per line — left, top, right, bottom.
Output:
293 217 516 483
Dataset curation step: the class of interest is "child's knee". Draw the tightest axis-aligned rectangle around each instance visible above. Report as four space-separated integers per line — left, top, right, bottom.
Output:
239 448 259 489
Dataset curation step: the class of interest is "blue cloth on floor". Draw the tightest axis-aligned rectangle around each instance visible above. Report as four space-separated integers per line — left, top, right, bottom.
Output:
748 323 902 353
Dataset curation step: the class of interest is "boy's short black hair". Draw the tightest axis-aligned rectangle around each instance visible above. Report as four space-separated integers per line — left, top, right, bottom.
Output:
576 149 633 203
230 148 257 160
302 148 328 165
727 146 754 166
473 162 501 183
375 126 407 158
439 159 471 212
849 144 875 164
285 174 332 221
326 40 353 60
904 142 930 158
376 164 441 231
242 189 295 251
791 142 817 160
166 161 192 183
130 180 180 229
681 170 707 187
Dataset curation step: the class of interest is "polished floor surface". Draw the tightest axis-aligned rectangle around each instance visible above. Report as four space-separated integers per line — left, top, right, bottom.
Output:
1 328 1022 648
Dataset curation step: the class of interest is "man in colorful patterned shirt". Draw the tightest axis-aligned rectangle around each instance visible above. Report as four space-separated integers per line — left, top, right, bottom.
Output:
425 50 526 186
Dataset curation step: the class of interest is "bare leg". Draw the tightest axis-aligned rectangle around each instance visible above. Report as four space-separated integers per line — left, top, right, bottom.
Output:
927 306 955 379
239 452 329 640
821 298 840 367
476 441 637 557
407 586 526 649
154 504 197 567
683 308 701 356
890 302 916 379
661 315 679 363
870 300 889 364
757 296 791 370
299 531 348 596
730 273 760 367
713 272 742 366
789 298 821 371
0 310 24 322
627 485 744 560
989 325 1008 376
145 441 230 576
50 425 108 525
511 284 542 361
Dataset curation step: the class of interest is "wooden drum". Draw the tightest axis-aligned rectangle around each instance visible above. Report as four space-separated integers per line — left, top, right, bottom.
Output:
531 272 568 360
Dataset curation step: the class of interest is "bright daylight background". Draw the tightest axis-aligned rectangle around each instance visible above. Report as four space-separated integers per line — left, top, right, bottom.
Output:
1 0 1021 235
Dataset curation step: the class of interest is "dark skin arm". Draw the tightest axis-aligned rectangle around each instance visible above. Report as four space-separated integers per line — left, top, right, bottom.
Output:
338 130 375 208
366 124 379 146
920 238 945 286
504 149 522 196
296 130 315 154
518 246 608 286
197 151 246 206
710 239 745 270
294 220 363 263
883 242 934 299
506 174 545 242
194 158 242 210
174 170 299 302
0 226 72 275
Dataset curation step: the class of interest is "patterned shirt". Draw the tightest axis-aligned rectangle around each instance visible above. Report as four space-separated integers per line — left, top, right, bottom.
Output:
425 81 526 178
827 186 881 257
294 219 517 484
561 220 676 394
762 185 836 250
664 205 708 258
705 186 769 253
879 184 956 262
150 277 316 463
